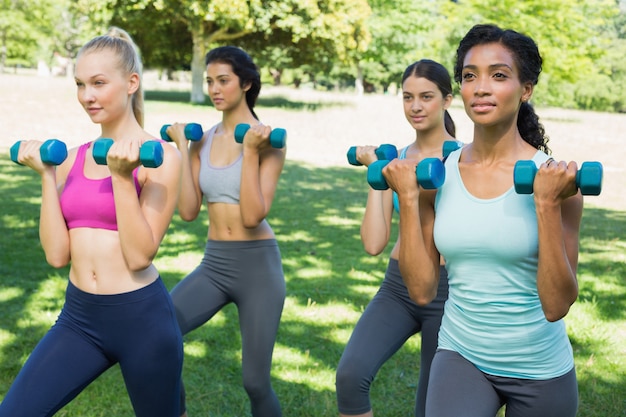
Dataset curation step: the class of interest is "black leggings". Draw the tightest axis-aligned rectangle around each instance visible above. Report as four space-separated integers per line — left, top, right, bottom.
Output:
170 239 286 417
426 350 578 417
335 259 448 417
0 278 183 417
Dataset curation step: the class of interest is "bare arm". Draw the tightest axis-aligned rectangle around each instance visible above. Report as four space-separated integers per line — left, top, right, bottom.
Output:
165 123 204 221
109 140 182 271
360 188 394 255
16 140 71 267
239 125 286 228
534 160 583 321
383 158 440 305
357 145 394 255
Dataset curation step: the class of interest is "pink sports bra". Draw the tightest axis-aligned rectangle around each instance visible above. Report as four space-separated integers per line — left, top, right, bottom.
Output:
60 142 141 231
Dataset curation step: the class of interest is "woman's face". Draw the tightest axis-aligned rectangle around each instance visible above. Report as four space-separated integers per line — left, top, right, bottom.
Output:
459 42 532 127
205 61 249 112
402 76 451 133
75 49 137 125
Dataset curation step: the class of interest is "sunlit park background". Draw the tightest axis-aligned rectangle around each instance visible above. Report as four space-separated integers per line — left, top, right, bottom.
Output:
1 1 626 416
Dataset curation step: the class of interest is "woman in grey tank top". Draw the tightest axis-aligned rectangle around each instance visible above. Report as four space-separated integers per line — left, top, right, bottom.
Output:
163 46 287 417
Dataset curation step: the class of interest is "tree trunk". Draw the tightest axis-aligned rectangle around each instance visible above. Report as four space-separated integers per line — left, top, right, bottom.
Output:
355 64 364 96
190 25 206 104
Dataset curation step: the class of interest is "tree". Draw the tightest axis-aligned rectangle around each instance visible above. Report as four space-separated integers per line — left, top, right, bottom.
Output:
439 0 620 107
236 0 371 91
0 0 45 72
360 0 444 93
111 0 371 102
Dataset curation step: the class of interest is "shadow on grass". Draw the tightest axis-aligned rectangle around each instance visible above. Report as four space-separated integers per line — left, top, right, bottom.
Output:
578 207 626 321
1 155 625 416
144 89 351 111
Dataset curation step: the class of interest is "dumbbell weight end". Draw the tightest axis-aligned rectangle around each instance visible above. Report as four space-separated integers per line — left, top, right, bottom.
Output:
10 141 22 165
367 160 390 190
140 141 164 168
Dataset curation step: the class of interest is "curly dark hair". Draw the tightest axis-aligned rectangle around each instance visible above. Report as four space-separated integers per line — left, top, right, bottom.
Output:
454 24 550 154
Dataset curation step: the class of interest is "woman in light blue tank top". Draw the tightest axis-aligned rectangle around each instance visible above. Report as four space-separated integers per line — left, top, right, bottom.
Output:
163 46 286 417
335 60 458 417
382 24 583 417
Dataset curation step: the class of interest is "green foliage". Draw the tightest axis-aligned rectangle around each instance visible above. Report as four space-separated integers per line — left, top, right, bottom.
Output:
437 0 622 109
2 0 626 111
110 2 193 71
358 0 443 90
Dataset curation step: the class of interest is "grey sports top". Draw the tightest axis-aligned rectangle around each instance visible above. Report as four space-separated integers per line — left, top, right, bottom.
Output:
199 124 242 204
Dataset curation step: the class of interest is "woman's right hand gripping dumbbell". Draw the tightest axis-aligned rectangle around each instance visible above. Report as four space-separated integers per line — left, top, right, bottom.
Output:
10 139 68 175
353 145 380 167
347 144 398 167
162 122 203 149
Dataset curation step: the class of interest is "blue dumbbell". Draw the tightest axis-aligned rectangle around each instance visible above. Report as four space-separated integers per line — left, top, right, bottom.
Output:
347 144 398 166
92 138 164 168
160 123 203 142
367 158 446 191
442 141 463 158
513 160 603 196
10 139 68 166
234 123 286 148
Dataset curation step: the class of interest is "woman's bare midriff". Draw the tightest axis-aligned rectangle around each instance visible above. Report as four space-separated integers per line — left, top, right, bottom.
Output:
207 202 276 241
68 228 158 295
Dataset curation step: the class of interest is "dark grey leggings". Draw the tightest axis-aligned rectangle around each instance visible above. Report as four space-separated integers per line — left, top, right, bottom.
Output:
426 350 578 417
335 259 448 417
170 239 286 417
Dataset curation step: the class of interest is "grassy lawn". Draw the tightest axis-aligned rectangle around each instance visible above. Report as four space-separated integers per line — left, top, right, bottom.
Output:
0 97 624 416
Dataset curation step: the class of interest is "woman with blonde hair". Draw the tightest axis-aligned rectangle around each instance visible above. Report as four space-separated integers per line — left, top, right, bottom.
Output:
0 27 183 417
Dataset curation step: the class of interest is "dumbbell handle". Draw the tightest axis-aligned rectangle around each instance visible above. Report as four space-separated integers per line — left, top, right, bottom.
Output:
10 139 68 166
367 158 445 191
234 123 286 148
513 160 603 196
160 123 203 142
92 138 164 168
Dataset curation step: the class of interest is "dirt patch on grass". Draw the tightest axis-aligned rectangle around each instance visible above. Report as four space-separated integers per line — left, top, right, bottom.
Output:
1 72 623 211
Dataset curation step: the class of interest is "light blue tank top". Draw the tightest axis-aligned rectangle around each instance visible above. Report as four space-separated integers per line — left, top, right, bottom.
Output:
433 148 574 379
199 125 242 204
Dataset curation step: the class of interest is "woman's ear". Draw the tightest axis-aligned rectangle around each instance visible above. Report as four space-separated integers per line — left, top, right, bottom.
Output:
242 80 252 92
127 73 140 95
521 82 533 103
443 93 453 110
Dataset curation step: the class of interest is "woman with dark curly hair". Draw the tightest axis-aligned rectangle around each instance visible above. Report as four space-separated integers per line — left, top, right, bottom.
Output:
382 24 582 417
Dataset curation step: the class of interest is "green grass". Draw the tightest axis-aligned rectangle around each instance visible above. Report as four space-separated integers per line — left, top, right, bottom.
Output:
0 152 625 416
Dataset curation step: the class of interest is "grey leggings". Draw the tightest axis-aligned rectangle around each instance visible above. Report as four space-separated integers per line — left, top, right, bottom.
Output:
335 259 448 416
170 239 286 417
426 350 578 417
